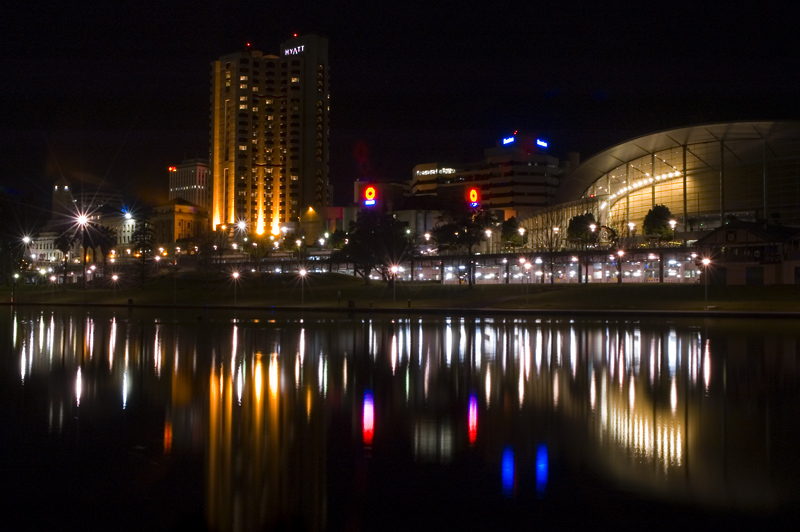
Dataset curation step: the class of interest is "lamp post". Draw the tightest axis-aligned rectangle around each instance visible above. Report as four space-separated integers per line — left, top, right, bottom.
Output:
232 271 240 308
112 274 119 300
702 258 711 309
617 249 625 284
299 269 307 306
524 261 532 303
390 265 399 303
77 214 89 290
518 226 525 253
12 272 19 303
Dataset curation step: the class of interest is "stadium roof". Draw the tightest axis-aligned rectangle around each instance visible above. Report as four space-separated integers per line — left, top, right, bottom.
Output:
557 121 800 203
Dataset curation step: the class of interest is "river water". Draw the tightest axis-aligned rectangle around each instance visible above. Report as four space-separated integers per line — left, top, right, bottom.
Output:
2 306 799 530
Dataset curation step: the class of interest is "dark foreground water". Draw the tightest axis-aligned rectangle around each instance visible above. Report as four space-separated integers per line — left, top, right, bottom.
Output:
2 306 800 531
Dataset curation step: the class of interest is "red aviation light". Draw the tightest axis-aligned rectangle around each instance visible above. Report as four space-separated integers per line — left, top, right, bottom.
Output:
363 185 377 206
468 187 480 208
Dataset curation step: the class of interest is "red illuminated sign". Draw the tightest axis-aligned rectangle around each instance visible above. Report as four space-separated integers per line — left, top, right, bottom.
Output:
468 187 480 208
363 185 377 206
168 166 177 172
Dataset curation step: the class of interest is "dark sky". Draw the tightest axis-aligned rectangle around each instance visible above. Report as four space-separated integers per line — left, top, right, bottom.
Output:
3 1 799 208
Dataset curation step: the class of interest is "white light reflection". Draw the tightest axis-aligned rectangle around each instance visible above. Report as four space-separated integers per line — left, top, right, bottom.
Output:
485 367 492 408
109 318 116 370
122 371 128 409
343 357 348 394
629 376 635 410
670 379 678 414
445 318 452 367
154 325 162 377
553 374 559 407
76 367 82 406
237 365 243 405
391 334 397 375
570 327 577 378
703 340 711 393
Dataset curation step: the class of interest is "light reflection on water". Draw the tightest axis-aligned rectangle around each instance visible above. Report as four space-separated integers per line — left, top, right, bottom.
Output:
4 307 800 530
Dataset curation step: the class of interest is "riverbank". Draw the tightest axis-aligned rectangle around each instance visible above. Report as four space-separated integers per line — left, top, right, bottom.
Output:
4 272 800 314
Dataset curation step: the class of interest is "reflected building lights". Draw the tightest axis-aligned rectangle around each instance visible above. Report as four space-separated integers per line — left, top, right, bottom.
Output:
7 310 777 523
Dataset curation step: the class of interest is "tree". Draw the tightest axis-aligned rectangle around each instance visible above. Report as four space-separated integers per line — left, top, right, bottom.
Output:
94 225 117 277
328 229 347 250
54 231 77 286
642 204 674 242
430 205 495 287
332 209 410 284
567 213 599 283
500 217 526 250
130 221 155 288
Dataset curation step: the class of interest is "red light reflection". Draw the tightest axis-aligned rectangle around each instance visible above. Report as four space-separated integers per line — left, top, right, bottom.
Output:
468 393 478 445
363 391 374 445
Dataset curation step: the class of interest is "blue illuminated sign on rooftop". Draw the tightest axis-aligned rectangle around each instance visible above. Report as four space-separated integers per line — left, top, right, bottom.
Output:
536 139 548 148
502 137 515 145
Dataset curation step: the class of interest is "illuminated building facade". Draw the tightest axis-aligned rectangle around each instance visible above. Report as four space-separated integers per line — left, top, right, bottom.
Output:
412 133 564 219
549 121 800 235
169 158 209 210
210 34 330 236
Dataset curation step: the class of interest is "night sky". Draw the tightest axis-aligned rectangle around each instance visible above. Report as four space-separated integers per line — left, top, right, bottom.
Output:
3 1 799 209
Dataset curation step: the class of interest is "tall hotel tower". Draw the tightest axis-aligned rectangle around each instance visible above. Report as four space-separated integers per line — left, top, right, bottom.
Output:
210 34 330 235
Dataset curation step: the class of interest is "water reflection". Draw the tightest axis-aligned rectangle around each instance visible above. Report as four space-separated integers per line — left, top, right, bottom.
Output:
5 308 800 529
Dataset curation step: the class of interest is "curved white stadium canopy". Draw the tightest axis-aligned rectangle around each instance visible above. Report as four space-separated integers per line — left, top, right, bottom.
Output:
556 121 800 204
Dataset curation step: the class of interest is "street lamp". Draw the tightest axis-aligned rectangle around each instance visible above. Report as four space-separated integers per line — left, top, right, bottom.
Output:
232 271 240 308
112 274 119 299
390 265 399 303
299 269 307 306
77 213 89 290
701 258 711 309
12 273 19 303
617 249 625 284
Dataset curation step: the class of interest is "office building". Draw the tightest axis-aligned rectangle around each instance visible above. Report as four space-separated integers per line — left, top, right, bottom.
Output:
210 34 330 236
169 158 210 210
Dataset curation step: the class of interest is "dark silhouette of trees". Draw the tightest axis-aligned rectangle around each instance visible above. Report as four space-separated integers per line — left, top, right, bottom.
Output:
130 221 155 288
431 205 495 287
643 204 675 243
332 209 410 284
567 213 599 283
54 231 77 286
